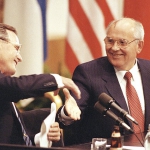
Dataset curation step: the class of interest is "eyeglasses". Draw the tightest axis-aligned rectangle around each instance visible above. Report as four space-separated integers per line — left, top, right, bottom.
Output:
104 37 139 48
0 38 22 52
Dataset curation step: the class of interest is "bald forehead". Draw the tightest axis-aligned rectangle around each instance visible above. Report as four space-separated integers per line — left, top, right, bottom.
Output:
112 18 135 29
107 18 136 37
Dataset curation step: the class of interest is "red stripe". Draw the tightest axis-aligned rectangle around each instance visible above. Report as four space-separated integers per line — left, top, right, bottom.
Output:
65 41 79 74
66 0 114 74
69 0 102 58
96 0 114 27
124 0 150 60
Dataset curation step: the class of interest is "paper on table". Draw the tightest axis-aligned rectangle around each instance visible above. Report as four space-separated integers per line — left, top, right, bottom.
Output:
106 145 145 150
122 146 145 150
39 102 56 148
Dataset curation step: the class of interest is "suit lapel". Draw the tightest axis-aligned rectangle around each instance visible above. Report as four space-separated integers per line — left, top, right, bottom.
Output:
10 102 16 115
11 102 25 128
101 59 129 113
138 59 150 129
99 59 132 129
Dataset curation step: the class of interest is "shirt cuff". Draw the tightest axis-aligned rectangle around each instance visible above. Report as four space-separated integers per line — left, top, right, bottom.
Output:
51 74 64 88
58 106 74 125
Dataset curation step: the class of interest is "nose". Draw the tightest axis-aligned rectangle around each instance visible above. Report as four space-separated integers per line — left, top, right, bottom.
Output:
111 41 120 51
17 53 23 62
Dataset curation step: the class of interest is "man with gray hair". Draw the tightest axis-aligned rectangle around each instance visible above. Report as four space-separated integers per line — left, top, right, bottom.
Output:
57 18 149 145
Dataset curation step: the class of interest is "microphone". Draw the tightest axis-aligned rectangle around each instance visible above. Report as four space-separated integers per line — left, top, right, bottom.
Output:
98 93 138 125
94 101 133 133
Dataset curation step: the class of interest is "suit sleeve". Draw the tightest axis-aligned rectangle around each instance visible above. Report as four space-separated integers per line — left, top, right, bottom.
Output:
72 65 92 112
0 74 58 102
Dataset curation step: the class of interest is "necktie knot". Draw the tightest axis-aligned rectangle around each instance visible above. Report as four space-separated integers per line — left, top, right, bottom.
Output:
124 71 132 81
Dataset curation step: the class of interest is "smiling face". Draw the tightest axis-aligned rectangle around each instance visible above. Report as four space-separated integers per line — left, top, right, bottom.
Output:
105 19 144 71
0 30 22 76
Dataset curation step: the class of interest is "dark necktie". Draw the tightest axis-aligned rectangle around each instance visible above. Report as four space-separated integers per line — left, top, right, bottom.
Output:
17 114 32 146
12 103 32 146
124 72 144 133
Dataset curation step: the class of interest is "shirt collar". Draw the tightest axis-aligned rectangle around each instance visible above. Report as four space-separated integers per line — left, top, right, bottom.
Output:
114 59 140 82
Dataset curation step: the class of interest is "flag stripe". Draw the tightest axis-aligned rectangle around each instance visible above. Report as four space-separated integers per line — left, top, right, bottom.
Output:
65 0 122 74
124 0 150 60
66 41 80 73
37 0 47 61
79 0 106 56
67 14 94 63
70 0 102 58
96 0 114 27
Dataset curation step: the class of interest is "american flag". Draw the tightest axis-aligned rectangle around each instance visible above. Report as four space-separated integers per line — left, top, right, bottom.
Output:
65 0 150 74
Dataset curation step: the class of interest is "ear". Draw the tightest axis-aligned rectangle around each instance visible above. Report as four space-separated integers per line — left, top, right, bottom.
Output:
137 40 144 54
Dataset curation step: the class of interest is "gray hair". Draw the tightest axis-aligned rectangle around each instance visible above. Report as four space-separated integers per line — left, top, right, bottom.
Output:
106 18 144 40
0 23 17 42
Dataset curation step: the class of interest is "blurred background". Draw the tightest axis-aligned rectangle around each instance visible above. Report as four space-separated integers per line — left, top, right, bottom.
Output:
0 0 150 109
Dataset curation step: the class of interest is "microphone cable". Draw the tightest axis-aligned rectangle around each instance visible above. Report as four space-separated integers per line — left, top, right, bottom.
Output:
133 132 144 147
133 124 144 147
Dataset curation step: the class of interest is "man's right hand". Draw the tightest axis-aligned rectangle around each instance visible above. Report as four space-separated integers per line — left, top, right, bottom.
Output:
61 77 81 99
63 88 81 120
53 76 81 100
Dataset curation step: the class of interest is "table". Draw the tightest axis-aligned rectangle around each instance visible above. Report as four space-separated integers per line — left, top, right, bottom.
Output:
66 133 145 150
0 133 145 150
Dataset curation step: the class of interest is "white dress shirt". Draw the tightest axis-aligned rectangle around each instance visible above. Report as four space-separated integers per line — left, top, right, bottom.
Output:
114 60 145 114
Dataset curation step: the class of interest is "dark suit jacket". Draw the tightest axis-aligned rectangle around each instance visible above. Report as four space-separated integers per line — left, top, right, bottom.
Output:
0 74 63 146
58 56 150 145
22 108 64 147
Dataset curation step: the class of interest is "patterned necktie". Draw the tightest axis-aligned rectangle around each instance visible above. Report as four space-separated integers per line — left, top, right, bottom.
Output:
12 103 32 146
124 72 144 133
17 115 32 146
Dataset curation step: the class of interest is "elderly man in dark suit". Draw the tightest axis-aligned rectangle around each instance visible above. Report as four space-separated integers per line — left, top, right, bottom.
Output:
57 18 150 145
0 23 81 146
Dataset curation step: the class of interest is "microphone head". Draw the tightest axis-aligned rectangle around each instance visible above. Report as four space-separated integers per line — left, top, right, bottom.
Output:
94 100 134 133
94 101 107 116
98 93 114 108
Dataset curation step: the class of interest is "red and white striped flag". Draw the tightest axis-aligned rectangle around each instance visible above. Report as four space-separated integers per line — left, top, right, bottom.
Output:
65 0 123 74
65 0 150 74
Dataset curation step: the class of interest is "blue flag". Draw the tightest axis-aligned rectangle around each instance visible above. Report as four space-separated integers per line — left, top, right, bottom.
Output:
37 0 47 61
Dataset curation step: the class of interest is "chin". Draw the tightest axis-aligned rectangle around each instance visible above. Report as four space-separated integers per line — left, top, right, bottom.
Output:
109 58 123 66
8 70 16 76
